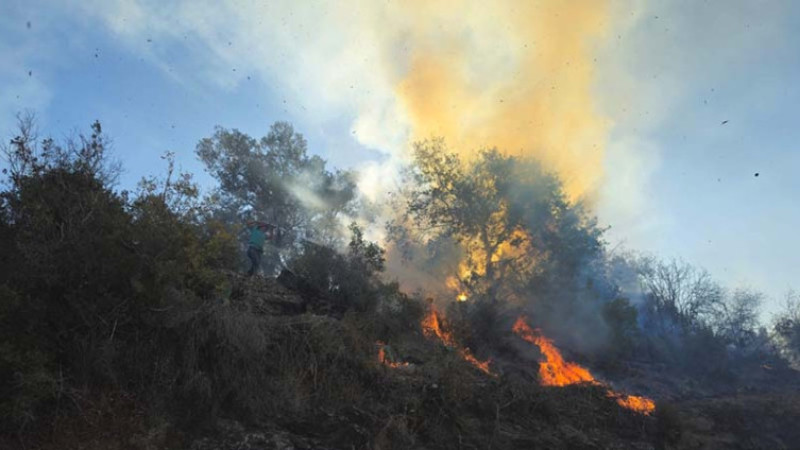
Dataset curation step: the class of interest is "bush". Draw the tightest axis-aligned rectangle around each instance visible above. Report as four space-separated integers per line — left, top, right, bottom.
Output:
288 224 385 314
160 306 377 424
0 121 241 431
0 286 59 432
653 401 683 448
602 298 640 361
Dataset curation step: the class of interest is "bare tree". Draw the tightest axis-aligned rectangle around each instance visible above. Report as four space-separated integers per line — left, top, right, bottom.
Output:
2 112 120 190
773 290 800 366
714 288 764 348
636 257 725 332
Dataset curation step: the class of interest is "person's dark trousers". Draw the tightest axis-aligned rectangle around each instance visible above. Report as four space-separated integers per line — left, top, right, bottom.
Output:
247 246 263 277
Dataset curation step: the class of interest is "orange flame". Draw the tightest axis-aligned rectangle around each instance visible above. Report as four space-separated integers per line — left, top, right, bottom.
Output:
512 316 654 415
421 306 458 348
460 350 492 374
376 341 410 369
512 317 595 386
422 306 492 375
612 393 656 415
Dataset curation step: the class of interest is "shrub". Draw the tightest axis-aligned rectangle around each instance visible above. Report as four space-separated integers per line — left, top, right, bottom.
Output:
653 401 683 448
288 224 385 314
602 297 640 361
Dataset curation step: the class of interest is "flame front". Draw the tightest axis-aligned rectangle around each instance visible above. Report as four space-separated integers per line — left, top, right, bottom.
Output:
422 306 492 375
512 316 595 386
512 316 654 415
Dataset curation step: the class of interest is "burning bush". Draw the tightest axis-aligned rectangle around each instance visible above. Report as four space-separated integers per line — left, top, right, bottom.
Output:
389 140 604 307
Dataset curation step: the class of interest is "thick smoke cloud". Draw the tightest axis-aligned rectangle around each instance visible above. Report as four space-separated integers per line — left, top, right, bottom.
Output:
391 0 611 202
79 0 613 204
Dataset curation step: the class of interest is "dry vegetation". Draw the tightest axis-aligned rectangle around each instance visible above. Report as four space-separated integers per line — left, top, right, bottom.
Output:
2 118 800 449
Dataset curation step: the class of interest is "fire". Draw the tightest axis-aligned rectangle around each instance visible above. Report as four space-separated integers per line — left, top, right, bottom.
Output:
421 305 458 348
512 317 595 386
459 349 492 375
376 341 409 369
422 306 492 375
612 394 656 415
457 293 468 302
512 316 655 415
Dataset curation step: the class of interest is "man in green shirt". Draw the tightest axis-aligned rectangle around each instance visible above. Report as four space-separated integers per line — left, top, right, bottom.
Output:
246 220 274 277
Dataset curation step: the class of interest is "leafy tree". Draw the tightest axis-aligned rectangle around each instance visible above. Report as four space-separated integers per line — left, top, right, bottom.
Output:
390 139 603 304
288 223 386 313
0 117 134 428
196 122 357 246
0 117 239 429
347 222 385 274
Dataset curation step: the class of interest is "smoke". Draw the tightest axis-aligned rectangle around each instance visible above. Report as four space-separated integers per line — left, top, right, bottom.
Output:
356 0 616 299
79 0 613 204
389 0 611 202
79 0 628 344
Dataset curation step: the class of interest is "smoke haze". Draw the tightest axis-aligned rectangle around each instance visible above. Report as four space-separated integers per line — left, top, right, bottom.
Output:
392 0 610 201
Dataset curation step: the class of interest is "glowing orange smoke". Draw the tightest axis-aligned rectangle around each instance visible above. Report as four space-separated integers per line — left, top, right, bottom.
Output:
376 341 409 369
422 306 492 375
512 316 655 415
394 1 612 202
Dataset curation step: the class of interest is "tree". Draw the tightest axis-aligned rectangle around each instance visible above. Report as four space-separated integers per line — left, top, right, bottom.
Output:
713 288 763 348
0 118 136 427
196 122 357 246
773 290 800 366
0 118 240 429
288 223 386 313
602 297 640 360
635 257 725 333
390 139 603 304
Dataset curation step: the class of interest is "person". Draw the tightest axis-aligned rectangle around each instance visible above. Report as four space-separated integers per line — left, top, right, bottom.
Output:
245 220 273 277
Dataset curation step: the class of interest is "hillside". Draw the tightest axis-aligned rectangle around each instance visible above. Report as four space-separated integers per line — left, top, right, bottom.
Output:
2 120 800 449
3 271 799 449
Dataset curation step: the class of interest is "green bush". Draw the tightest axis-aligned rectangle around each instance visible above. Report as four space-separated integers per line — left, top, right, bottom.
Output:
288 224 385 314
0 285 59 432
0 121 241 430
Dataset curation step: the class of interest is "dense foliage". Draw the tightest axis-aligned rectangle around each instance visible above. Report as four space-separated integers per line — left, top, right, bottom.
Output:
390 139 604 306
197 122 357 246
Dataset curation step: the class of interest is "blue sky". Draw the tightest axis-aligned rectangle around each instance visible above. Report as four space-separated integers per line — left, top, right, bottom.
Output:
1 0 798 317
